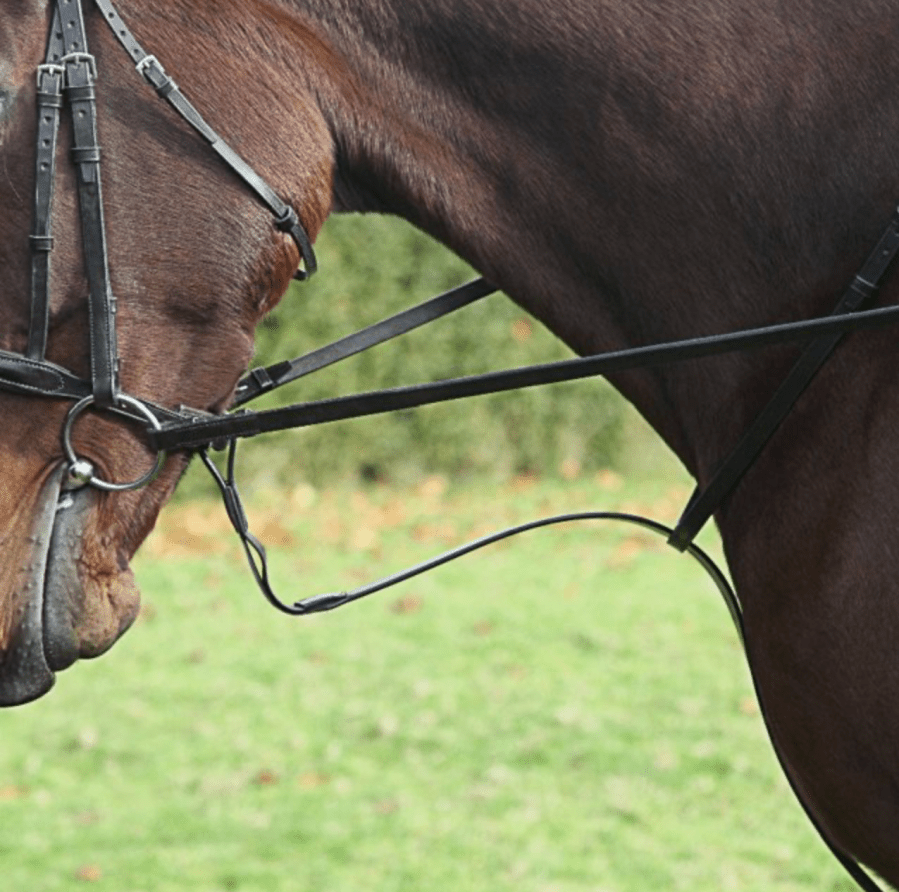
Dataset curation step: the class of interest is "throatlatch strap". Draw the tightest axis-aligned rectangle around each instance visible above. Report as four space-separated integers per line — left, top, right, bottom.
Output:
93 0 317 279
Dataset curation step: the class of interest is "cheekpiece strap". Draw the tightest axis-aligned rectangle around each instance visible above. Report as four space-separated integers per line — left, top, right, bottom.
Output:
27 9 65 362
39 0 120 407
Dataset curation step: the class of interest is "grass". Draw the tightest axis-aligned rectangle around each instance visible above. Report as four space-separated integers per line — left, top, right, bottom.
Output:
0 463 858 891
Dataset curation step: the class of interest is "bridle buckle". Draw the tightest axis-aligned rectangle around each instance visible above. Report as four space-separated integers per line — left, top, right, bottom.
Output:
60 52 98 81
36 63 65 87
135 54 160 77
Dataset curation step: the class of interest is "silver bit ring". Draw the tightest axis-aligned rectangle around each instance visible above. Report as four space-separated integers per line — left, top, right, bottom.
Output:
62 394 166 492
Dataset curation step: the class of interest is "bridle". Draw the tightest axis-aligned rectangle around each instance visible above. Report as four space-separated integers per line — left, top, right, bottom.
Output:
11 0 317 492
9 2 899 889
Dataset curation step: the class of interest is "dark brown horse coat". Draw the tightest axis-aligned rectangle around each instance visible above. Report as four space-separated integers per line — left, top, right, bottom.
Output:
3 0 899 883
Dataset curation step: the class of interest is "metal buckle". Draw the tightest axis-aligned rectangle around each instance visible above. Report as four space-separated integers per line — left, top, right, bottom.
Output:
135 54 161 77
36 63 65 87
135 54 177 97
60 52 98 81
62 394 166 492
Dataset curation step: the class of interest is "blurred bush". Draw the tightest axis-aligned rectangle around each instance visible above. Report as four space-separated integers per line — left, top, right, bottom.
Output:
182 215 627 494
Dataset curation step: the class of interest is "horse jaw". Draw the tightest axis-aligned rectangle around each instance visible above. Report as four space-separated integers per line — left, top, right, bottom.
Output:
0 466 140 706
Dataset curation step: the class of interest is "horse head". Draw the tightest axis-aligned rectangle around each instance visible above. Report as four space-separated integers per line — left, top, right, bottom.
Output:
0 0 333 704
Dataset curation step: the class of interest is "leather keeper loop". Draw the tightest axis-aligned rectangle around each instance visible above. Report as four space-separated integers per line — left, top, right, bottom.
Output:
29 235 54 252
36 91 64 109
71 145 101 164
850 276 877 300
65 84 96 102
274 206 299 232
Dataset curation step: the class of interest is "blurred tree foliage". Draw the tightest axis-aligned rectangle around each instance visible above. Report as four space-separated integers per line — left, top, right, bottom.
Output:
194 214 627 491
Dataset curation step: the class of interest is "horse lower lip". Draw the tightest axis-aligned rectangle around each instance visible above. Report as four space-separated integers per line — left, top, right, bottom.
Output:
0 618 54 706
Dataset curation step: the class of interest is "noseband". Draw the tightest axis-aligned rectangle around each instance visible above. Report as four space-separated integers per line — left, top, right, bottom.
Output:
9 0 316 491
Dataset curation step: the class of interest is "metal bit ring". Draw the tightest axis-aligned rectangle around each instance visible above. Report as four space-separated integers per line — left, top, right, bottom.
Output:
62 394 166 492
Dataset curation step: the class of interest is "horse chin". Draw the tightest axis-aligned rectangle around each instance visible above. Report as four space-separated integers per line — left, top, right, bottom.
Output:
0 467 140 707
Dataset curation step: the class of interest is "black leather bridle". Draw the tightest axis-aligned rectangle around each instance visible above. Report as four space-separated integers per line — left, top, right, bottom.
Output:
11 0 316 492
9 3 899 888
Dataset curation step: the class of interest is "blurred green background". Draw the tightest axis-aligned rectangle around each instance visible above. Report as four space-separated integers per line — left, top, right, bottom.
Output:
1 473 853 892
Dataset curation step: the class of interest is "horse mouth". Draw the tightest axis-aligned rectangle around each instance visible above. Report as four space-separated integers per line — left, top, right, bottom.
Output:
0 466 137 707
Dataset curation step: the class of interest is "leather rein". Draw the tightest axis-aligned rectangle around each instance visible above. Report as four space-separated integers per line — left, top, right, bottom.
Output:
8 3 899 888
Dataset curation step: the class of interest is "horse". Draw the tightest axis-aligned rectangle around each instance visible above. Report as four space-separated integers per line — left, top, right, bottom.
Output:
3 0 899 885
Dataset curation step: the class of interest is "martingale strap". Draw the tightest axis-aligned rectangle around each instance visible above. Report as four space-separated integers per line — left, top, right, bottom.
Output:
668 206 899 550
197 439 884 892
192 283 897 892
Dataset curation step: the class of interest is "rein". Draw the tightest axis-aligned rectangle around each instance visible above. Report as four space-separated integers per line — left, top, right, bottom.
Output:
10 1 899 887
158 204 899 553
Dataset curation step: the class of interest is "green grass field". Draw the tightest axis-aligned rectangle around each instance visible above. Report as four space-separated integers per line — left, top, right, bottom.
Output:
0 466 858 891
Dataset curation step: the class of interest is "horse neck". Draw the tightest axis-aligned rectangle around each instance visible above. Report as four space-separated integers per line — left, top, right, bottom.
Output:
290 0 899 483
